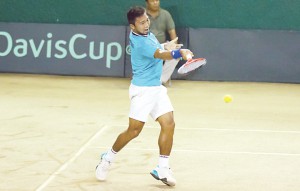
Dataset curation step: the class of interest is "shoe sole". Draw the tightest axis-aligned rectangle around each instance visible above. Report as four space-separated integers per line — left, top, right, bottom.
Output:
150 172 175 186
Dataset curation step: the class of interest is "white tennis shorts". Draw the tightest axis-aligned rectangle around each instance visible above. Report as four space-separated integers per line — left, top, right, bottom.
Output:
129 84 174 122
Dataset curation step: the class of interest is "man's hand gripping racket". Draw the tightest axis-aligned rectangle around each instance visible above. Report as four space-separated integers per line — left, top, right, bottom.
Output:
177 49 207 75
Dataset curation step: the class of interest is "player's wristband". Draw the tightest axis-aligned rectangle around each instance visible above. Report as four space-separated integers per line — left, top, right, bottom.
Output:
171 49 182 59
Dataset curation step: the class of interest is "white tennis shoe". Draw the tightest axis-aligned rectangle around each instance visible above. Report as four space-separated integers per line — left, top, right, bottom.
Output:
150 166 176 186
95 153 111 181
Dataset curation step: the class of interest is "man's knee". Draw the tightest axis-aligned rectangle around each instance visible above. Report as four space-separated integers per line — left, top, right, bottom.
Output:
163 120 175 133
167 120 175 129
127 128 142 139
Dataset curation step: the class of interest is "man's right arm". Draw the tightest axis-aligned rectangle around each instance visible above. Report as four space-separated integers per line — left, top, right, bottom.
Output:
154 49 193 61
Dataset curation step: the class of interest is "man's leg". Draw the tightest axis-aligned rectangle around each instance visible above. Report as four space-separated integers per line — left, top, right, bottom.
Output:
150 112 176 186
112 118 145 152
156 112 175 156
96 118 144 181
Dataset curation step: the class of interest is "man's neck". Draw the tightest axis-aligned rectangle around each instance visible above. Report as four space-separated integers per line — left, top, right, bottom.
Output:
147 8 160 18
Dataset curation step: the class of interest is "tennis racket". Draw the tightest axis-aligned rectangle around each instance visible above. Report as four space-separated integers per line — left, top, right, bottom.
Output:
177 56 207 75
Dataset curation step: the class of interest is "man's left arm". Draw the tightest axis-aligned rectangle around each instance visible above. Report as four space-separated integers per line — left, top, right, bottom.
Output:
165 11 177 43
168 29 177 43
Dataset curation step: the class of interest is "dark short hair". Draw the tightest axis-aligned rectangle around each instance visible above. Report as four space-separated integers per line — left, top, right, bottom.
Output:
127 6 146 25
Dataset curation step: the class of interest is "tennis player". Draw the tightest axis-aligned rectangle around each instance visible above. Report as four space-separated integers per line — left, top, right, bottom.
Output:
95 6 193 187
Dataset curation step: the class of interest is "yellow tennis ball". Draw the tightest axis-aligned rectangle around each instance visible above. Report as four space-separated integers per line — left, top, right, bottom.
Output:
223 95 232 103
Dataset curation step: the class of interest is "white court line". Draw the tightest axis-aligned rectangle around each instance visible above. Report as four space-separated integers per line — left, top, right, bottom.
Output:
174 127 300 134
35 125 109 191
96 125 300 157
109 124 300 134
94 146 300 157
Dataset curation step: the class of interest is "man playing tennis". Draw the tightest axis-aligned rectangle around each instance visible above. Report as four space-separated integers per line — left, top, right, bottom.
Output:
95 6 193 187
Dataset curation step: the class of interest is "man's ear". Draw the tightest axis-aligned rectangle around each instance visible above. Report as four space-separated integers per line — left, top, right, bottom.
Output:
129 24 135 30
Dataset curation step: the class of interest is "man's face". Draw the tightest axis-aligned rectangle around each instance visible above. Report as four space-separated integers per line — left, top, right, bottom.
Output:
147 0 160 11
131 13 150 35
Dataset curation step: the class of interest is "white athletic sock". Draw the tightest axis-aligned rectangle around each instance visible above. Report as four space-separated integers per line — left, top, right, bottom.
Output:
158 155 169 168
104 148 117 162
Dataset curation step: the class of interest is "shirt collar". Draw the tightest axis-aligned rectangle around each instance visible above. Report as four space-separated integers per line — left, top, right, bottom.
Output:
131 30 149 37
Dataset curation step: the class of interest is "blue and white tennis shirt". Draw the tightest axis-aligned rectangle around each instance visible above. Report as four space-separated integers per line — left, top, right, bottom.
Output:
129 31 163 86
